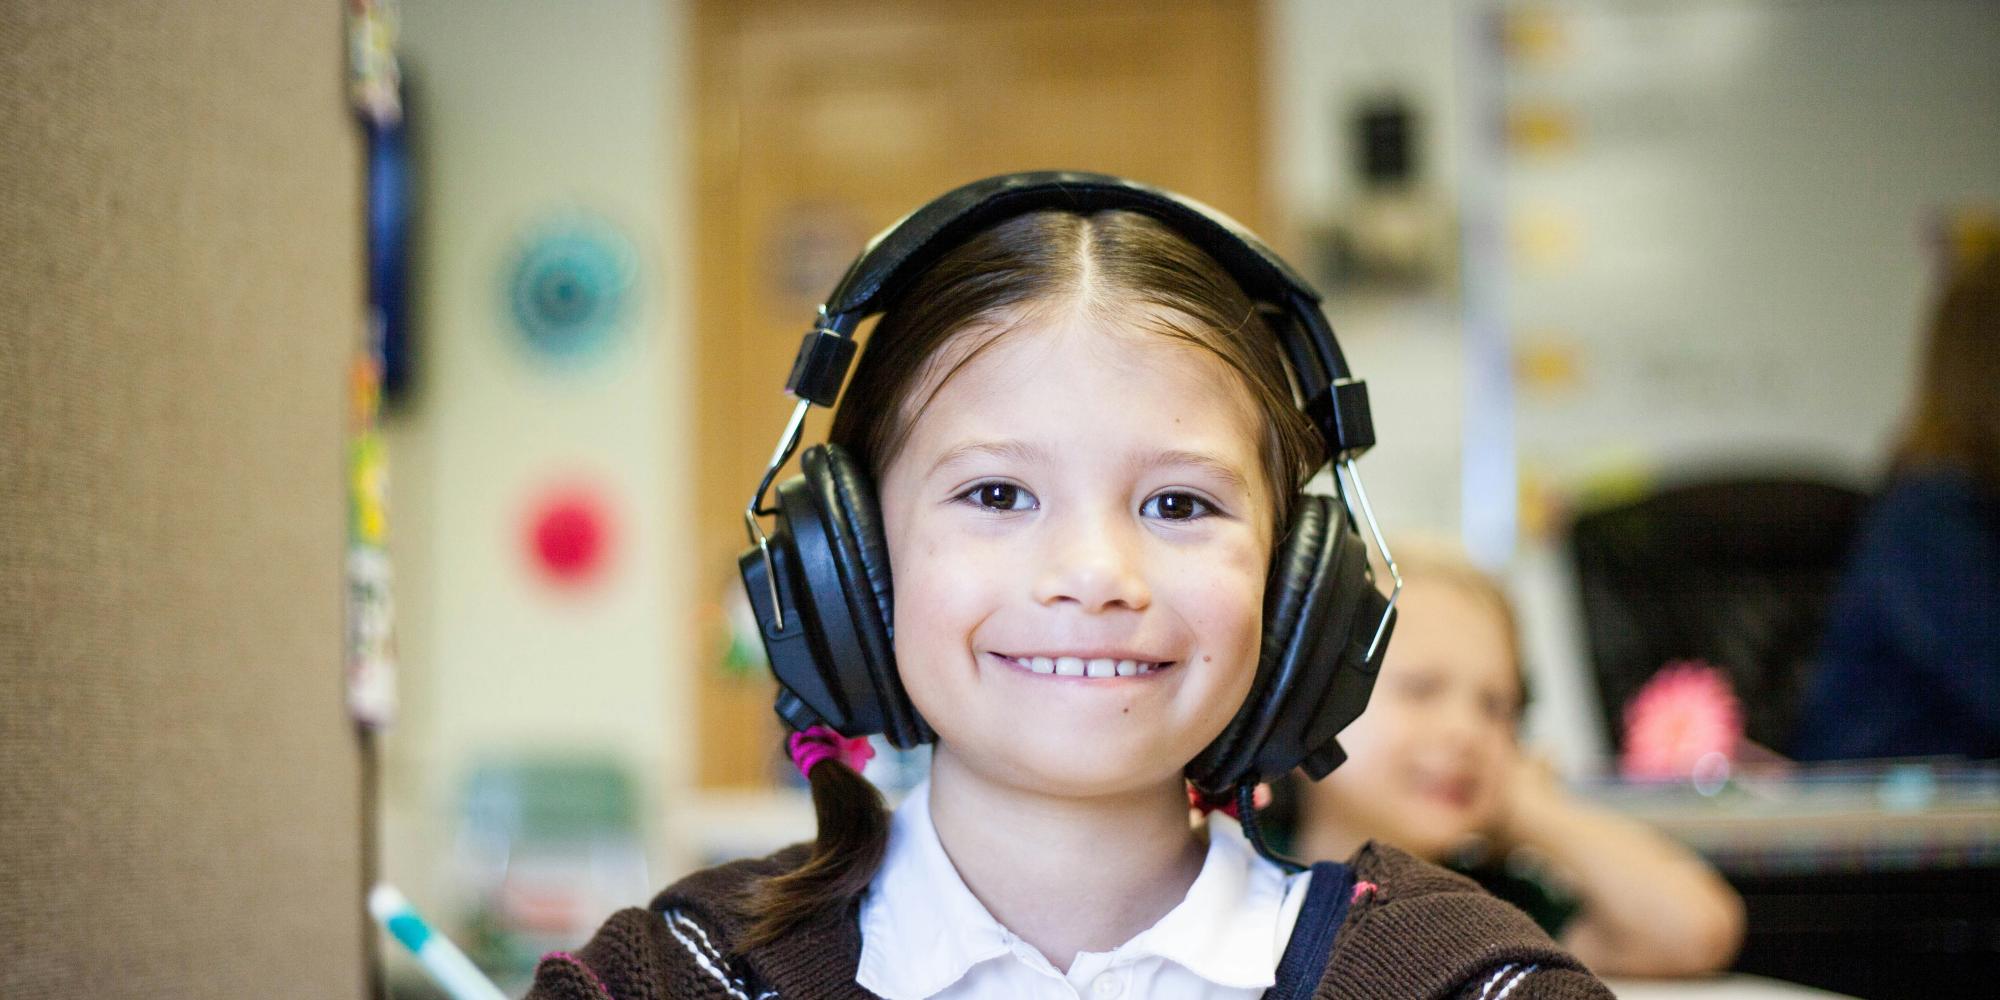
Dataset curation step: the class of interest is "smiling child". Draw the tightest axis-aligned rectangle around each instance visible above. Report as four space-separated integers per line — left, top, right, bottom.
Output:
527 174 1613 1000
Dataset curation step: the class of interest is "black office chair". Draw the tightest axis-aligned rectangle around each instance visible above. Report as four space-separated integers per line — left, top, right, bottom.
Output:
1565 476 1868 756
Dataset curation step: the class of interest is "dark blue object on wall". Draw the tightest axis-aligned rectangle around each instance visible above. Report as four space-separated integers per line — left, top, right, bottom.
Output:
366 117 413 403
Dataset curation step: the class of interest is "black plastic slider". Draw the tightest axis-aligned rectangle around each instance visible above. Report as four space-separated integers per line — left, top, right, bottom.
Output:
1300 742 1347 781
785 328 858 407
1305 378 1376 460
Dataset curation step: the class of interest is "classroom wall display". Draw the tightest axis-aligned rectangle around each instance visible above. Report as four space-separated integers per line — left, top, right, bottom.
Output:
504 213 639 367
381 0 687 969
348 0 402 729
1458 0 2000 559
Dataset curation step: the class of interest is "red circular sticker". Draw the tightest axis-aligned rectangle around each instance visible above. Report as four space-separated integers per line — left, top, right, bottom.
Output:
527 488 613 586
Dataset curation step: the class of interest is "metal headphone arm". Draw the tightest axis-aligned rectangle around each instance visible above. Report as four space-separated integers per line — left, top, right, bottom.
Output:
744 305 860 630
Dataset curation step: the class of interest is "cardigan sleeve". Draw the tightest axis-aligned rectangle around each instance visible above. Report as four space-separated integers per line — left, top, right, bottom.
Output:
1453 962 1611 1000
524 907 668 1000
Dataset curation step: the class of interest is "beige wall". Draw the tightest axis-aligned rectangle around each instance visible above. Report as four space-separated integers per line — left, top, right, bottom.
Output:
1 4 366 997
382 0 696 944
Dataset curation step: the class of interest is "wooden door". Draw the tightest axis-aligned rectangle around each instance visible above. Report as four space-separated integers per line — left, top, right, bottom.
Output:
691 0 1269 787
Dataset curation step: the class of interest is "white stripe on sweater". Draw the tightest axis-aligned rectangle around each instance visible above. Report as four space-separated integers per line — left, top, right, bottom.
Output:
1493 964 1540 1000
662 909 756 1000
1476 963 1517 1000
669 910 728 964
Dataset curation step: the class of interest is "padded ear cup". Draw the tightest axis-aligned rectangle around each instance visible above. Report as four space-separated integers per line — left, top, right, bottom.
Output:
1186 493 1395 793
1256 498 1394 782
790 443 931 748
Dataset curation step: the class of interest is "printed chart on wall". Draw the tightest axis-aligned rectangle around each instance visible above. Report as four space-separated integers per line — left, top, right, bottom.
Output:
348 0 402 729
1467 0 2000 547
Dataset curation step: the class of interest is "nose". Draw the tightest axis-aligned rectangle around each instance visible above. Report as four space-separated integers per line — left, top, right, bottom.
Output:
1029 504 1151 614
1433 693 1491 757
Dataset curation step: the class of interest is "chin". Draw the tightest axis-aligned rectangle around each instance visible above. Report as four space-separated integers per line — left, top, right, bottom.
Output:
1384 807 1479 861
967 734 1190 799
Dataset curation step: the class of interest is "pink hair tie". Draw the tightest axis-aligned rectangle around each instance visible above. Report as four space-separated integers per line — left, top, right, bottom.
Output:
788 724 875 779
1186 781 1273 819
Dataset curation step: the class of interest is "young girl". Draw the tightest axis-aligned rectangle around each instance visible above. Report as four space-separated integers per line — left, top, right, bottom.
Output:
527 174 1612 1000
1291 543 1745 977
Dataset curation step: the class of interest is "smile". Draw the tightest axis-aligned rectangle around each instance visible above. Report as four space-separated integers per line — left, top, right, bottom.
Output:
991 653 1174 678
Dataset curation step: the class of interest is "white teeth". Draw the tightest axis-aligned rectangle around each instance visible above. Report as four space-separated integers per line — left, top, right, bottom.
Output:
1012 654 1168 677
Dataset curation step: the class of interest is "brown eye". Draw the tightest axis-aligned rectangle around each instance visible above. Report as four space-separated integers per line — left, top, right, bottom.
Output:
961 481 1035 511
1142 492 1212 521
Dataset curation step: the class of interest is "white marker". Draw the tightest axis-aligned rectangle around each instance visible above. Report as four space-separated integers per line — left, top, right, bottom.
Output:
369 883 509 1000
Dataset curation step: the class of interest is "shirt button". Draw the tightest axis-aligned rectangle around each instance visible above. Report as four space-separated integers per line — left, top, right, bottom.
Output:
1091 974 1124 998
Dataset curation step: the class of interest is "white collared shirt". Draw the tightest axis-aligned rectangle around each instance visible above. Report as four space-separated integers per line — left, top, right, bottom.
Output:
856 781 1312 1000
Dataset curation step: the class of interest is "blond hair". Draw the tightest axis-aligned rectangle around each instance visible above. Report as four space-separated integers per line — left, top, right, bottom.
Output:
1898 249 2000 493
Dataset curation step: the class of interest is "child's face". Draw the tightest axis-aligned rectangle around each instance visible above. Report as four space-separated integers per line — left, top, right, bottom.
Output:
1308 575 1520 859
878 306 1275 801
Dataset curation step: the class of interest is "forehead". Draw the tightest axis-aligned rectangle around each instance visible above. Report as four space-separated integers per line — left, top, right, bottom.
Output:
1383 576 1520 689
894 305 1268 464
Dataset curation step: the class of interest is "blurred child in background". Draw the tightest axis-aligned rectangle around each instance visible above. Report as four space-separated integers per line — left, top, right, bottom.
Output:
1795 247 2000 761
1291 543 1745 977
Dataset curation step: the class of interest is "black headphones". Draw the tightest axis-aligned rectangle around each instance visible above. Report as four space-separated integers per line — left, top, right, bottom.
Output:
738 171 1399 799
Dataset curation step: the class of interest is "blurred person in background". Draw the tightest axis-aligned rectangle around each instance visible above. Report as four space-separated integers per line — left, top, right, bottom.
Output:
1290 544 1745 977
1794 249 2000 761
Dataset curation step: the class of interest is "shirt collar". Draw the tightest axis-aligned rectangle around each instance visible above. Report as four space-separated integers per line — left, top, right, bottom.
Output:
1126 810 1291 989
855 781 1292 998
857 781 1015 999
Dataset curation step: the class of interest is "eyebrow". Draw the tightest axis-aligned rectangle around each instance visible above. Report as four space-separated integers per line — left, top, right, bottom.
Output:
1134 447 1253 495
927 439 1053 479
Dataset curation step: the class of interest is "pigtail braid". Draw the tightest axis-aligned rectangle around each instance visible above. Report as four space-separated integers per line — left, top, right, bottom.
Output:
732 744 890 950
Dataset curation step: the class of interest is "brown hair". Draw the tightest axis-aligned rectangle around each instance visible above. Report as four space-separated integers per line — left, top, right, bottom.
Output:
1896 249 2000 494
732 208 1326 949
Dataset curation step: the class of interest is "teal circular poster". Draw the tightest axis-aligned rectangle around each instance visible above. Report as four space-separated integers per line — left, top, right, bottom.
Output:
506 214 638 364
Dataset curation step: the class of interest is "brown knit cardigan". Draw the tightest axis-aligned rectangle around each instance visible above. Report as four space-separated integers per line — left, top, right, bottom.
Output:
525 842 1613 1000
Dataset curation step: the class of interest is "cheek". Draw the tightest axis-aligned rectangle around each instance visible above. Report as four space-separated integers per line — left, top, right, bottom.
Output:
885 516 987 664
1314 718 1403 820
1333 706 1388 760
1168 541 1266 700
1475 731 1517 785
1327 705 1403 785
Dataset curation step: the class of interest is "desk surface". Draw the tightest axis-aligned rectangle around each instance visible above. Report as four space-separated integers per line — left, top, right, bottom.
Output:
1582 761 2000 875
1607 974 1858 999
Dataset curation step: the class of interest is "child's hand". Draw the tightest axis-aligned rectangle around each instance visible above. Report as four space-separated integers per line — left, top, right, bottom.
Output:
1491 750 1568 849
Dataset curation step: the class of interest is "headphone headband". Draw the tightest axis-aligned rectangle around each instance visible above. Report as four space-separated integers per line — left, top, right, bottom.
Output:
822 171 1317 330
782 171 1375 463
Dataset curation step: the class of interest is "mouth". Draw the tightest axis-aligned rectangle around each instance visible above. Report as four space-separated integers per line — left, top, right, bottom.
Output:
1417 774 1479 810
989 652 1177 678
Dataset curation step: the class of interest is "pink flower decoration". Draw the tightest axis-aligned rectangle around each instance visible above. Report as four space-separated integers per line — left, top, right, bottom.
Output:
1621 660 1744 782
